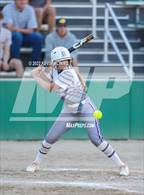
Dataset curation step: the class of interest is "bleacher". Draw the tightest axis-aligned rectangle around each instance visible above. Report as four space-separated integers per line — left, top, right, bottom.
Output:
0 0 144 78
124 0 144 29
124 0 144 6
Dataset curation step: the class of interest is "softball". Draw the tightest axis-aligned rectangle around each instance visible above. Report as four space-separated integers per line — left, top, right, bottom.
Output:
93 110 103 120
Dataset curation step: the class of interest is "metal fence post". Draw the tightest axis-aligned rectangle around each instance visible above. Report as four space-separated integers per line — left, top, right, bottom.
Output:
92 0 97 37
104 4 109 62
129 50 134 79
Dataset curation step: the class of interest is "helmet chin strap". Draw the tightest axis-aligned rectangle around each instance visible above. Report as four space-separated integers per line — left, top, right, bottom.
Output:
57 65 67 73
57 69 63 74
52 62 64 74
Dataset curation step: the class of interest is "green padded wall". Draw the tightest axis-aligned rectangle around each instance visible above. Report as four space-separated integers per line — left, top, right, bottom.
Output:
0 79 143 140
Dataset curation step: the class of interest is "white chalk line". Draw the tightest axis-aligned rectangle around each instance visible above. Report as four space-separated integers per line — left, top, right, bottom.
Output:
42 167 114 172
0 179 141 194
42 167 143 175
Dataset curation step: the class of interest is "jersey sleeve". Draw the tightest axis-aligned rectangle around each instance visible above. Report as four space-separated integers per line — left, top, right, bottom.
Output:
2 5 13 25
27 6 38 29
54 70 73 90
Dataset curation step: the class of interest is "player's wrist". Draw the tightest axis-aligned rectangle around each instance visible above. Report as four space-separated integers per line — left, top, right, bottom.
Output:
32 66 44 78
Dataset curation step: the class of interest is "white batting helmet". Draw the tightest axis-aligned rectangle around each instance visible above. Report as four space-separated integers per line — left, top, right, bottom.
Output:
51 47 71 64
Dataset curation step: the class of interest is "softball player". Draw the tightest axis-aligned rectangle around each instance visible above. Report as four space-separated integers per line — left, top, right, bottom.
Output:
26 47 129 176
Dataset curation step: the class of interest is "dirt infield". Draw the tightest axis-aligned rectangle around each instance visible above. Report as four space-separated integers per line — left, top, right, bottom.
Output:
0 140 144 195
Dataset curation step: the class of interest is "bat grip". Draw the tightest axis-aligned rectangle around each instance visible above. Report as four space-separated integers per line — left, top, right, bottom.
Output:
68 48 75 53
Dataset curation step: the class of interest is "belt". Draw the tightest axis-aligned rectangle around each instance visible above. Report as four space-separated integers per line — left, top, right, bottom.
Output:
67 99 86 109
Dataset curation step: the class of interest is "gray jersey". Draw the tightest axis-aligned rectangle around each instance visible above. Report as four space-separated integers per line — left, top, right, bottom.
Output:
48 68 85 112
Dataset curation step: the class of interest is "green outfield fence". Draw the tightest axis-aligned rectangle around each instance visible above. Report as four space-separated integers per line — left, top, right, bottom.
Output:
0 79 144 140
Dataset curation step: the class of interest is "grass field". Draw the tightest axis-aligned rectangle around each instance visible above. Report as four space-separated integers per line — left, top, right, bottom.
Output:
0 140 144 195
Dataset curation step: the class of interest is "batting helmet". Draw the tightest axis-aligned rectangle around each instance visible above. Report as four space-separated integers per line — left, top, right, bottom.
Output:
51 47 71 64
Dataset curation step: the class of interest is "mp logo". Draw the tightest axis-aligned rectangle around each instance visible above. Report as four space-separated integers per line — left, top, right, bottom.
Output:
61 50 66 57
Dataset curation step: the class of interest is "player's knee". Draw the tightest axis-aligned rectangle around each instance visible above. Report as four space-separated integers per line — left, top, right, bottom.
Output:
88 128 103 146
90 137 103 147
88 132 103 146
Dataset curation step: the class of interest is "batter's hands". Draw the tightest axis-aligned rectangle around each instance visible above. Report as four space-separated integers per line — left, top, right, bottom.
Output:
32 66 44 78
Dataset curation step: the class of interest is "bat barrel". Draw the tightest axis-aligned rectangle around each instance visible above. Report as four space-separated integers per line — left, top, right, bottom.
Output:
68 34 95 53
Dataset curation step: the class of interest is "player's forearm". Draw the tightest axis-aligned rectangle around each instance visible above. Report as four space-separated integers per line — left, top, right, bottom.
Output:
32 66 59 91
40 70 52 83
33 75 52 91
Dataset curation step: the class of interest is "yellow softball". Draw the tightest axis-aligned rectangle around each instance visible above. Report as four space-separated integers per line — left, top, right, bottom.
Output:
93 110 103 120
